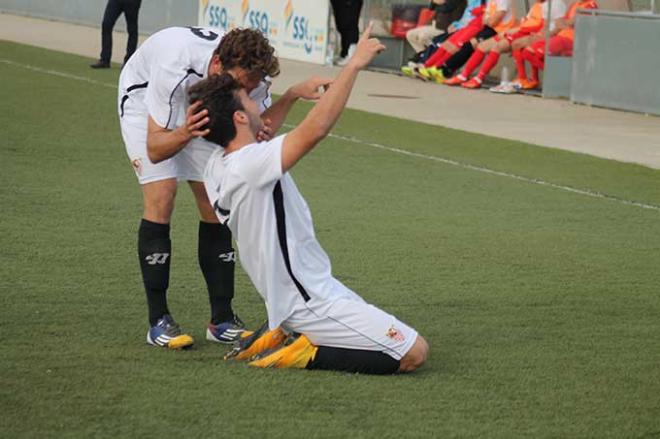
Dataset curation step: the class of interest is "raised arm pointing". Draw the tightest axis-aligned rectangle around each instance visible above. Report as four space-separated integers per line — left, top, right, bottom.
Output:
280 23 385 172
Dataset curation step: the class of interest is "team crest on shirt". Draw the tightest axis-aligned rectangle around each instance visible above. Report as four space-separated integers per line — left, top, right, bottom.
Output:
386 325 405 342
131 158 143 176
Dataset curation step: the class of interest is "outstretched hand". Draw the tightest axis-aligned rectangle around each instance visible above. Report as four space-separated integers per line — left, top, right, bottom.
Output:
347 22 386 70
291 76 333 101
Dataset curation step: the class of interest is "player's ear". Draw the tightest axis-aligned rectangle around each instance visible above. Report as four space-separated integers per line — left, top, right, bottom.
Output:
233 109 248 126
209 54 222 75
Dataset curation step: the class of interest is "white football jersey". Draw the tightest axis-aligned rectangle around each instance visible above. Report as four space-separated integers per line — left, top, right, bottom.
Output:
118 26 271 129
204 135 361 329
542 0 566 32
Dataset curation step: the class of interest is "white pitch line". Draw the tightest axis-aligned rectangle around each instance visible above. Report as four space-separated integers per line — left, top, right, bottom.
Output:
289 126 660 212
0 58 118 89
3 57 658 213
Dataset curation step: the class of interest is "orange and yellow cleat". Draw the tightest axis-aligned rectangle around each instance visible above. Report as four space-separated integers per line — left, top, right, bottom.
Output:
520 79 540 90
461 77 483 89
443 75 466 86
225 323 287 361
247 334 318 369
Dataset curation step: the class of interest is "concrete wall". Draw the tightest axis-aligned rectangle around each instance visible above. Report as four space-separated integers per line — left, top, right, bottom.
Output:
571 11 660 115
542 56 572 99
0 0 198 34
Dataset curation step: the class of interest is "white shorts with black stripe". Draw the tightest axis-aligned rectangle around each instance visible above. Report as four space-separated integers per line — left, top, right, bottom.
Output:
119 90 215 185
282 294 418 361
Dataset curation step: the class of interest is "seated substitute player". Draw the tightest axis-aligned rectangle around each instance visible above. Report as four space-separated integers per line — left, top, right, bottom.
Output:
119 26 329 349
433 0 517 82
448 0 565 89
199 25 429 374
514 0 598 89
412 0 486 82
404 0 467 56
402 0 484 82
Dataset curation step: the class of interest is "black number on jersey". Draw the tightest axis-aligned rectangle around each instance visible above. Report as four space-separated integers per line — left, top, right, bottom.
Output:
188 26 219 41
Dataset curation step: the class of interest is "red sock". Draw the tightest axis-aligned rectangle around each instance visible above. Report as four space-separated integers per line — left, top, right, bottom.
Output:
461 49 486 78
523 49 544 71
434 50 454 69
534 52 545 71
424 47 447 68
530 65 539 82
476 51 500 80
512 49 528 81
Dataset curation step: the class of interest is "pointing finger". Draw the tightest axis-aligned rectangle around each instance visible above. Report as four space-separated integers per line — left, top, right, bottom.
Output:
360 21 374 41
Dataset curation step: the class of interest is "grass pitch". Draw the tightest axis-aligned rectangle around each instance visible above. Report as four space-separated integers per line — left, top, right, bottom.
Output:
1 41 660 438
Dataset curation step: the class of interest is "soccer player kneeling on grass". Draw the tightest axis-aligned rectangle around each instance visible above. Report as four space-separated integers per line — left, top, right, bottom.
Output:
198 24 429 374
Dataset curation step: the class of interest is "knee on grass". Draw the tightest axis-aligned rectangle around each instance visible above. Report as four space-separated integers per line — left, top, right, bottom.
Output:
398 335 429 373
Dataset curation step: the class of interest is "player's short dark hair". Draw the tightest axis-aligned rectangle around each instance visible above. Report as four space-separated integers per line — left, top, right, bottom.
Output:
188 73 244 147
213 28 280 78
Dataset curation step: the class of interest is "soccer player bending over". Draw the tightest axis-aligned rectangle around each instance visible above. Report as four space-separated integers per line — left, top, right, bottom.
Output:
119 27 325 349
198 24 429 374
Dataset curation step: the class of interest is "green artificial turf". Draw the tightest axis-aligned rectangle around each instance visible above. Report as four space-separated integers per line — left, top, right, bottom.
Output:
1 40 659 438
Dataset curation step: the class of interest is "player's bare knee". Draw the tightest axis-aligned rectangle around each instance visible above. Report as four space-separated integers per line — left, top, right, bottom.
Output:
188 181 218 222
512 39 526 50
142 180 177 223
415 336 429 366
398 335 429 373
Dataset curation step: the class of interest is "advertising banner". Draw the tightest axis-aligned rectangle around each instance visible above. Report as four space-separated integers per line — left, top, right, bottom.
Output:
198 0 330 65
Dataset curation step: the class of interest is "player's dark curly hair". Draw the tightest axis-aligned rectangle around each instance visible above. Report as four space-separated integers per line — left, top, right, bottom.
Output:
188 73 244 147
213 28 280 78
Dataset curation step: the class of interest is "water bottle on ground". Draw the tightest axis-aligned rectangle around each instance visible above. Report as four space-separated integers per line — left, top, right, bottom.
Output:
500 66 510 85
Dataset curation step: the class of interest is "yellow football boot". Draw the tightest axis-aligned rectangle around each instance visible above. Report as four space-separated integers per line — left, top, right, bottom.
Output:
224 323 287 361
248 334 318 369
430 67 446 84
417 67 433 80
166 334 194 350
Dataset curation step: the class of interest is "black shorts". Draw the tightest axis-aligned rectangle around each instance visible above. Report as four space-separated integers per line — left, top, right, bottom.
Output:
475 26 497 43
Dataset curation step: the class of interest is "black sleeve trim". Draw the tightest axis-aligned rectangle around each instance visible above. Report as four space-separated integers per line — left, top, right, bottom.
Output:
120 81 148 117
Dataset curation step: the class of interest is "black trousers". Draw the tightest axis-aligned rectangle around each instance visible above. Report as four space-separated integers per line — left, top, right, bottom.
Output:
330 0 364 57
100 0 142 64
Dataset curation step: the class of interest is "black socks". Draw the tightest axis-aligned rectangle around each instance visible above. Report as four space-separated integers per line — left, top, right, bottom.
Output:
444 42 475 75
198 221 235 324
307 346 400 375
138 220 236 326
138 219 171 326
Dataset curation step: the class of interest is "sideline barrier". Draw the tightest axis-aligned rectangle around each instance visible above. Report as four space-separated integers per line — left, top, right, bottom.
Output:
570 9 660 115
198 0 330 65
0 0 197 34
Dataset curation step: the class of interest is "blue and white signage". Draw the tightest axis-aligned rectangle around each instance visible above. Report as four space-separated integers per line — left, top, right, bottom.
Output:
199 0 330 65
